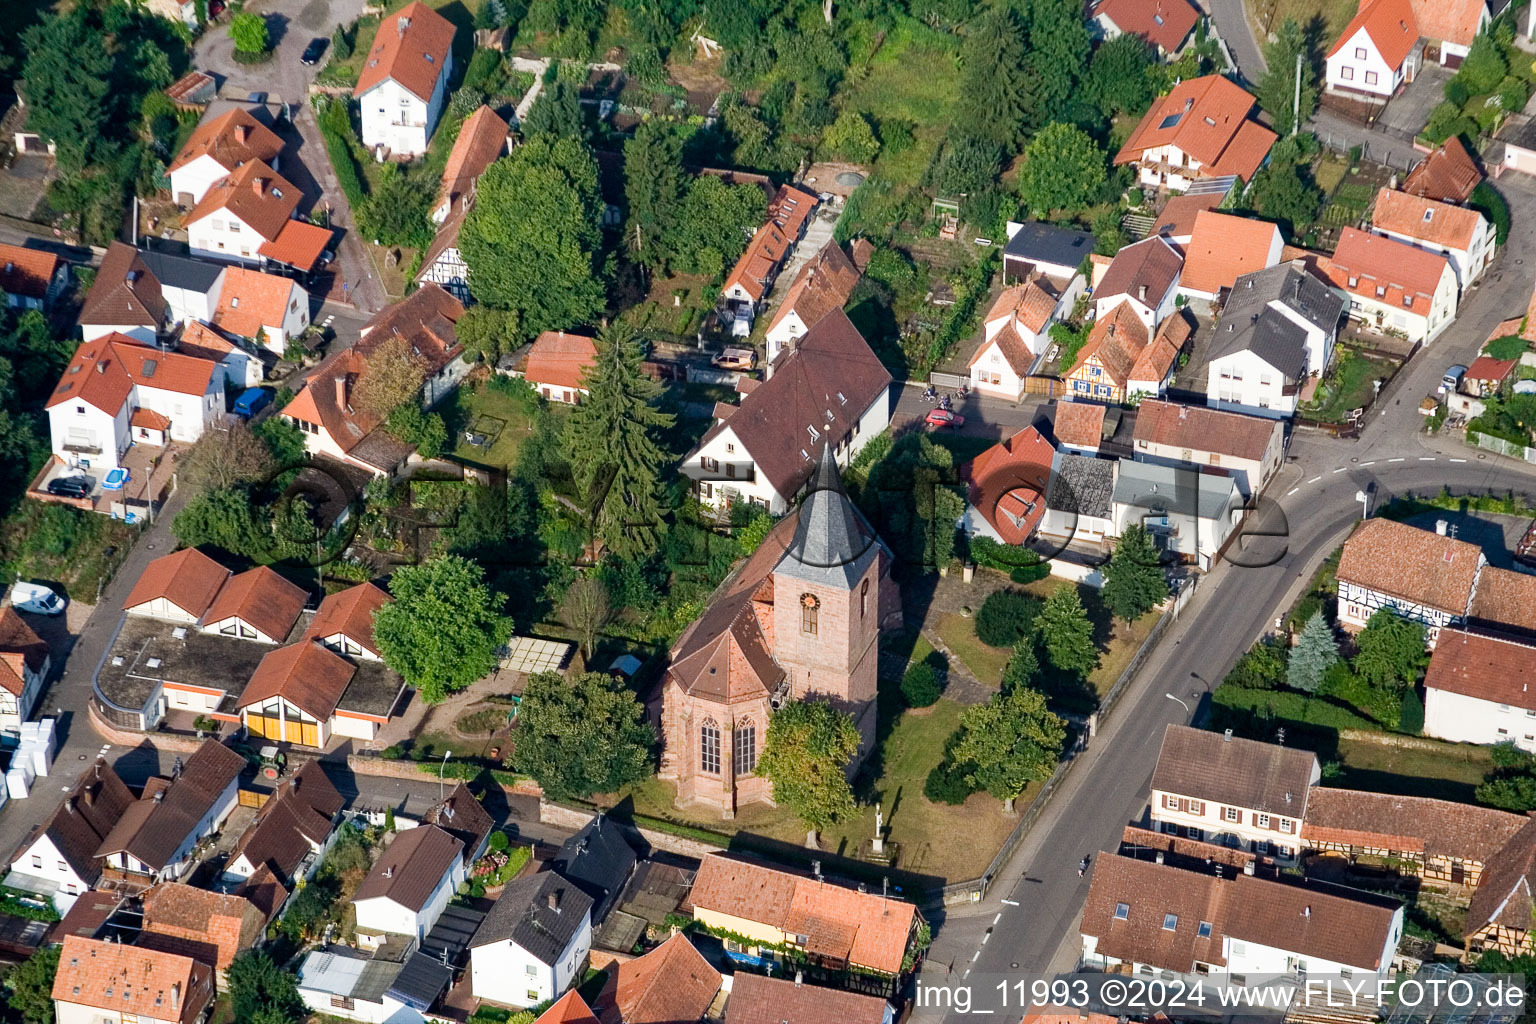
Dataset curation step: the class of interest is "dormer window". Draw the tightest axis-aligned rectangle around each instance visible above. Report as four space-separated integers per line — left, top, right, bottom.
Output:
1348 276 1358 288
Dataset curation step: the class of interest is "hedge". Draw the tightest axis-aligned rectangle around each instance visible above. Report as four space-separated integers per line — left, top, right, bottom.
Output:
317 99 367 211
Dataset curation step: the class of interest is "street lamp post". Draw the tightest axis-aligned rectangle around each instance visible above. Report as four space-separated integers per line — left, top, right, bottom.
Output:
1165 693 1191 714
439 749 453 800
1356 489 1370 519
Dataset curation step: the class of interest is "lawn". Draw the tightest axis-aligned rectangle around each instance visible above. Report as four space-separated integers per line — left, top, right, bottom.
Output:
1331 735 1495 804
599 698 1018 884
1246 0 1358 54
839 17 961 187
443 379 543 472
1313 154 1350 195
1304 349 1397 423
935 612 1011 687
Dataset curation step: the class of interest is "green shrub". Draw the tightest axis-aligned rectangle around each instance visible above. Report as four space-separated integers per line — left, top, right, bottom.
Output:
317 99 367 209
488 830 510 853
969 535 1046 571
975 589 1043 647
1444 78 1470 106
1470 182 1511 244
1224 639 1287 689
1010 562 1049 584
923 759 976 804
901 662 942 708
1399 686 1425 735
1487 335 1527 361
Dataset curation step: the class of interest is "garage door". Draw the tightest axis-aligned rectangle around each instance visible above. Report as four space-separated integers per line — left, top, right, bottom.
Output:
287 720 320 747
246 714 281 740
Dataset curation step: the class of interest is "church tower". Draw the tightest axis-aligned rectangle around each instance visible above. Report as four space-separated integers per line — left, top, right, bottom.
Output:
770 444 882 747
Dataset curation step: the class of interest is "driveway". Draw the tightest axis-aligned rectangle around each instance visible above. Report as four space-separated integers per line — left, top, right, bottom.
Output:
1378 62 1454 139
192 0 388 315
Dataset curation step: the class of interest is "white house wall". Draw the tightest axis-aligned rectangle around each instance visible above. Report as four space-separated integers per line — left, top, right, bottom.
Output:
170 154 235 208
1424 686 1536 751
1325 27 1401 99
470 915 592 1008
359 63 452 157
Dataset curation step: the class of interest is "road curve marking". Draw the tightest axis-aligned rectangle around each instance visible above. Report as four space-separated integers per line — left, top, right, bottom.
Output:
1332 468 1346 473
1362 461 1375 466
1288 487 1299 495
1308 476 1322 483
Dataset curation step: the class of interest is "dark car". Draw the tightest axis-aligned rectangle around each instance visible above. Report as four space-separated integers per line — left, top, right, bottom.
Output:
46 476 94 499
301 38 327 65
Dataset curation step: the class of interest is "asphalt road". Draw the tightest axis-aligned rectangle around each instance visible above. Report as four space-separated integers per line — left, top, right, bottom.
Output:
920 173 1536 1012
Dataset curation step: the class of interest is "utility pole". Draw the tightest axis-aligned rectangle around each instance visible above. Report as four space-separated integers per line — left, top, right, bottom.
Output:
1293 51 1303 137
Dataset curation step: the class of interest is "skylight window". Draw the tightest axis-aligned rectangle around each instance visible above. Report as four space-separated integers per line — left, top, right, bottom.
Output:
1158 113 1184 130
1198 921 1213 938
1153 13 1165 24
1163 913 1179 931
1114 903 1129 920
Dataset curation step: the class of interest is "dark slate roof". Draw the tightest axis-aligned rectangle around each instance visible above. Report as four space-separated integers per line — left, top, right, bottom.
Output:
1002 222 1096 272
420 903 485 964
135 249 224 295
1150 725 1319 816
1224 263 1345 335
421 783 493 863
471 871 594 965
776 443 881 589
386 951 454 1011
15 758 135 885
552 815 639 927
1209 307 1310 381
1045 453 1115 519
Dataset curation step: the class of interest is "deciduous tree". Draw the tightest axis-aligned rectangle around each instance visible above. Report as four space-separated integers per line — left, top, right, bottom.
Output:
666 175 766 278
564 323 676 559
455 306 522 363
375 556 513 703
1353 608 1428 691
182 423 278 492
1018 123 1106 218
823 109 879 163
6 945 59 1024
510 670 655 799
229 11 270 54
1256 19 1319 137
952 686 1065 812
560 575 611 659
1100 524 1169 621
756 698 860 847
1033 584 1098 677
522 77 585 140
354 334 428 421
1085 33 1156 119
460 136 606 334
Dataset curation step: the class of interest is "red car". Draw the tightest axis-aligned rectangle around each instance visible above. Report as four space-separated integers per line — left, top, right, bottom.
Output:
925 408 965 429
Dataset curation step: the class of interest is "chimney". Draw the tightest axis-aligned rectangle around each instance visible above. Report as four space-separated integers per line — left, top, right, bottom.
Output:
235 124 249 145
96 361 107 374
154 790 164 803
398 15 410 35
547 889 561 911
1435 519 1448 536
794 971 803 988
383 865 394 878
335 376 348 412
83 785 94 807
171 984 180 1012
1138 284 1148 301
1154 850 1164 865
65 797 75 815
812 860 822 881
252 176 267 196
1303 906 1311 918
1223 729 1233 741
1242 860 1255 876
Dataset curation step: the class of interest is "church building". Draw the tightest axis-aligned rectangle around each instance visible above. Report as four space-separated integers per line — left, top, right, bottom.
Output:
658 446 901 817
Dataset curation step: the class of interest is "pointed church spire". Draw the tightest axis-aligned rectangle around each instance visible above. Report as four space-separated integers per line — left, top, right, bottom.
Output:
780 442 876 581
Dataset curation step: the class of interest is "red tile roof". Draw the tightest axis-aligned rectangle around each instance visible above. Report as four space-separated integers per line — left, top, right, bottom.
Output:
721 186 818 304
1328 0 1420 68
186 160 300 244
304 582 390 657
1302 786 1527 866
1067 302 1151 390
1468 817 1536 935
1401 137 1482 204
1116 76 1276 183
690 854 918 975
525 331 598 391
964 426 1055 545
765 241 860 338
1180 212 1280 296
237 640 356 721
202 566 308 641
1151 192 1228 241
256 220 332 273
176 321 237 362
1424 629 1536 711
1372 188 1485 251
280 351 414 470
1091 0 1199 52
1469 566 1536 636
1095 236 1183 310
53 936 213 1024
227 760 344 882
0 607 46 698
726 972 889 1024
139 883 265 970
1410 0 1487 48
1336 517 1482 614
358 283 464 374
0 243 59 302
1133 399 1281 462
1325 227 1453 312
1053 401 1108 449
355 1 456 103
78 243 164 330
123 548 232 619
1467 355 1517 383
131 408 171 431
595 932 720 1024
169 108 283 175
438 106 507 217
536 991 598 1024
212 267 300 341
